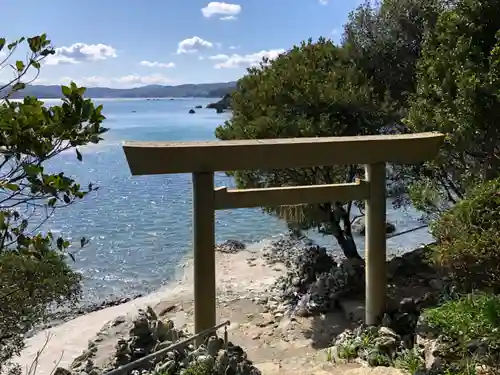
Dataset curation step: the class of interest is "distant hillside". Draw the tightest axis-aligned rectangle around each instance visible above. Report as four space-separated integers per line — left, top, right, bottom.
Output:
5 81 237 99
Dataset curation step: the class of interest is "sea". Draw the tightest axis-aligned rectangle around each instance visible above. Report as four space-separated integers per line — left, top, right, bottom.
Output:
38 97 433 306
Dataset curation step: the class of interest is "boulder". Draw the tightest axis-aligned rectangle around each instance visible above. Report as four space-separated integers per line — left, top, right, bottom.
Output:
215 239 246 253
351 217 396 235
189 109 196 114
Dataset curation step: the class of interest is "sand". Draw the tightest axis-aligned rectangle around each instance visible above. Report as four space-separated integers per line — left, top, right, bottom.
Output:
13 249 404 375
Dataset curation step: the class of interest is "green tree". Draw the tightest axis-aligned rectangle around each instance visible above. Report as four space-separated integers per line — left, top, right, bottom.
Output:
405 0 500 217
343 0 446 109
215 38 392 260
0 34 107 373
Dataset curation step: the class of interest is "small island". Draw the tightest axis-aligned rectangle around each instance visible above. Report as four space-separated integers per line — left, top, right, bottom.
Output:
206 93 231 113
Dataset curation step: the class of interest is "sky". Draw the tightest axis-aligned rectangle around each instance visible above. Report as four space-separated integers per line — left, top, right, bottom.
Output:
0 0 365 88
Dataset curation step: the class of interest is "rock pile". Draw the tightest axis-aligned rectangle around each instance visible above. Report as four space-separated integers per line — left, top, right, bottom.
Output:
215 239 246 254
260 235 365 317
62 305 261 375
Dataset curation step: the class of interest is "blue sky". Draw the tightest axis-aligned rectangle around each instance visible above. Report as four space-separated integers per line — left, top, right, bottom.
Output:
1 0 364 88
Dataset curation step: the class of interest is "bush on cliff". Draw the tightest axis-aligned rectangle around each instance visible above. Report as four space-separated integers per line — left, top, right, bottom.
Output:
215 38 393 260
430 178 500 291
0 35 107 373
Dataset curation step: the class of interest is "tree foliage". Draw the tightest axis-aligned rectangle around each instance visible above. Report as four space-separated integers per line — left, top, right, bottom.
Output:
343 0 446 108
0 34 107 372
405 0 500 217
215 38 392 259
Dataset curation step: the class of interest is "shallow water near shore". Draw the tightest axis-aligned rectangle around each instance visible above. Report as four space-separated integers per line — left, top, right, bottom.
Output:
37 97 432 307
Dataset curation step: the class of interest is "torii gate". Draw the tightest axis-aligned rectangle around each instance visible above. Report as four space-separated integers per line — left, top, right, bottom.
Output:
123 132 444 343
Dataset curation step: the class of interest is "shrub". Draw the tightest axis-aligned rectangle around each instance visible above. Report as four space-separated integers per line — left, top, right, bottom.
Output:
423 293 500 345
430 178 500 291
421 293 500 373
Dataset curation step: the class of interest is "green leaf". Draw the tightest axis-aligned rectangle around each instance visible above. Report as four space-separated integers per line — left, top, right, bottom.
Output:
31 60 41 69
75 148 82 162
61 85 71 97
22 164 42 175
0 38 5 52
63 194 71 204
15 60 25 72
3 183 19 191
12 82 25 92
27 36 41 52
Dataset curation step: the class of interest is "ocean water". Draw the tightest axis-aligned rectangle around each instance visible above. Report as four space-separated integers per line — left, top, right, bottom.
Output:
38 98 432 306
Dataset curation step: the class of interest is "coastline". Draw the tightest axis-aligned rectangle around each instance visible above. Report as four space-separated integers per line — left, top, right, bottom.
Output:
13 234 437 375
14 245 287 373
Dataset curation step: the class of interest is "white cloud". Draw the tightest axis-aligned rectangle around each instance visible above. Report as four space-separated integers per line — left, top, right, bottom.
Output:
201 2 241 19
319 0 329 4
177 36 213 54
45 43 117 65
228 45 240 50
139 61 175 68
220 15 237 21
209 49 285 69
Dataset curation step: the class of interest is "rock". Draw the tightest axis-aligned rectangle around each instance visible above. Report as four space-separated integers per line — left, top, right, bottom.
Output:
415 314 439 339
374 335 397 352
265 237 368 316
206 93 231 112
60 306 262 375
195 105 202 108
399 297 417 314
351 217 396 235
111 315 126 326
189 109 196 114
215 239 246 253
53 368 72 375
391 312 418 336
378 326 398 339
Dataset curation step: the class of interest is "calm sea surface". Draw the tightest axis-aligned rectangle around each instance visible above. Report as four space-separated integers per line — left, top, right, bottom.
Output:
39 98 432 305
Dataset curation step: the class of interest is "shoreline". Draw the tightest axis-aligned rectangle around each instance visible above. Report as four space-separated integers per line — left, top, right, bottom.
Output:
14 235 435 375
14 245 287 373
29 230 430 337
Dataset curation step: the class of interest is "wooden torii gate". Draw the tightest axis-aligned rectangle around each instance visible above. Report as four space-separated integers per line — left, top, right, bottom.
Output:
123 132 444 342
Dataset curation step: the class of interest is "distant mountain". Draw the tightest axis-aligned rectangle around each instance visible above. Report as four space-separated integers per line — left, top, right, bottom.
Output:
5 81 237 99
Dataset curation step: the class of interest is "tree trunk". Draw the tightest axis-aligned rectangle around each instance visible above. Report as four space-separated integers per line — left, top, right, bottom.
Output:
335 233 363 260
328 205 363 260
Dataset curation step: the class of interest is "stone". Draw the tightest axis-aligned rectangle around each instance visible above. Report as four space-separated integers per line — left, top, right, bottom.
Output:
111 315 126 327
53 368 72 375
374 335 397 352
378 326 398 339
216 239 246 253
207 336 222 357
351 216 396 235
399 297 417 313
189 109 196 114
339 299 365 323
415 314 438 339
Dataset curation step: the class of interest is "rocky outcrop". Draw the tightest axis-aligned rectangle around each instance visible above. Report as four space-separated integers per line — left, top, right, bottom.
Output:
63 305 261 375
215 239 246 253
206 93 231 112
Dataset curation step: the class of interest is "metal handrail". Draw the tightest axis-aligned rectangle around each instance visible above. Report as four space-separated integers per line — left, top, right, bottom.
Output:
103 320 231 375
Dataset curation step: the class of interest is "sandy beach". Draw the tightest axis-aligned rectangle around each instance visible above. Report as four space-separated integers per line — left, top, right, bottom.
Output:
14 247 404 375
14 249 283 373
